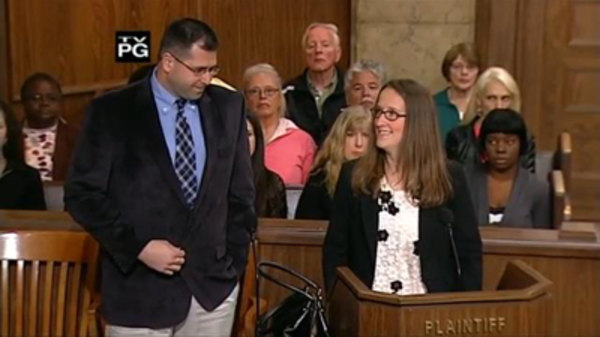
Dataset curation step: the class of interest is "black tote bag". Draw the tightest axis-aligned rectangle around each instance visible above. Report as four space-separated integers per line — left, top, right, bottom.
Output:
255 261 330 337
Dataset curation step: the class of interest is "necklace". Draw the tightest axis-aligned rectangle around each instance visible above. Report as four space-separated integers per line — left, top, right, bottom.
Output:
384 172 403 190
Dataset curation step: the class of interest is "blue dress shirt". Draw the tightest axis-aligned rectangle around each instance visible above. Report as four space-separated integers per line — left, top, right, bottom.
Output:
150 70 206 188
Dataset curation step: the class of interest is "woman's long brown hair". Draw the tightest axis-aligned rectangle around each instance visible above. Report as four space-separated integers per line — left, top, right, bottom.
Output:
352 79 453 207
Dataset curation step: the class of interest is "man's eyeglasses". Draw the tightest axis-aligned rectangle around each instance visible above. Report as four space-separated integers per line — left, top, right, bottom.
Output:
170 53 220 77
245 87 280 98
372 108 407 121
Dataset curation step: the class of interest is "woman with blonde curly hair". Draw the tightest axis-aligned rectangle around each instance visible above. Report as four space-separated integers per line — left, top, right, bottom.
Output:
295 105 372 219
445 67 536 171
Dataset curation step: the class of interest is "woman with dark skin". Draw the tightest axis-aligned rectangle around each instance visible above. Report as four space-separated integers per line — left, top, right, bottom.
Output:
465 109 550 228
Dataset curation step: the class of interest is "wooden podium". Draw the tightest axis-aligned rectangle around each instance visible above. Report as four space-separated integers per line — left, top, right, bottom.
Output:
328 260 554 337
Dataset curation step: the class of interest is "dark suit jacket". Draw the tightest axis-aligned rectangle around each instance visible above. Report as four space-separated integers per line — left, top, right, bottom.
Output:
52 119 80 181
64 77 256 328
323 161 482 294
295 169 333 220
284 68 346 146
0 160 46 210
465 164 551 228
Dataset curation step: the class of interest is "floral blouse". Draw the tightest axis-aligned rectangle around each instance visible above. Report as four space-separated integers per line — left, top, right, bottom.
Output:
371 178 427 295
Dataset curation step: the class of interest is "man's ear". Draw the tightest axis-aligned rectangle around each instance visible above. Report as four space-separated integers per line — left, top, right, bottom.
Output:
335 47 342 63
159 52 175 73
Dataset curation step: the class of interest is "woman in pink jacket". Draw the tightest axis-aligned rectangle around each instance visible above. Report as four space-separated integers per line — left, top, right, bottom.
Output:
243 63 316 186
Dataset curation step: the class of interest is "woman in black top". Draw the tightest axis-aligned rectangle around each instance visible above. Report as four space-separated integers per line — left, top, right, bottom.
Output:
246 114 287 218
0 100 46 210
295 105 372 220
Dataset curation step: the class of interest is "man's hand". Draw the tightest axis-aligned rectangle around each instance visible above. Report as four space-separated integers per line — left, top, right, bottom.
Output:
138 240 186 275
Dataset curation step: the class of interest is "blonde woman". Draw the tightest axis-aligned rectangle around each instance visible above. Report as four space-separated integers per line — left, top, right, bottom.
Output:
445 67 535 171
295 105 372 219
323 79 482 295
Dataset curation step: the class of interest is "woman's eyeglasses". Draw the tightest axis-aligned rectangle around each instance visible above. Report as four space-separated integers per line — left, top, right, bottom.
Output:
372 108 407 121
245 87 280 98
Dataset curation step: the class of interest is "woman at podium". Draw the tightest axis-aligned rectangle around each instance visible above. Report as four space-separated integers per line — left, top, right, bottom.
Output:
323 79 482 295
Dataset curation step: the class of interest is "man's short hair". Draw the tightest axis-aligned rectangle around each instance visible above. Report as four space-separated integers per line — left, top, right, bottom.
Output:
301 22 340 49
344 59 386 91
20 72 62 100
158 18 218 57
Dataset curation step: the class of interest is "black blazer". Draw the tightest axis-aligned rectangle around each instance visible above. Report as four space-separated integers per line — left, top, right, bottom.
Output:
295 169 333 220
323 161 482 294
0 161 46 210
64 77 256 328
284 68 346 146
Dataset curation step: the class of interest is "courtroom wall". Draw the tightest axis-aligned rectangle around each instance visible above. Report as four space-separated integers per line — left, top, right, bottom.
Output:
0 0 350 125
352 0 476 93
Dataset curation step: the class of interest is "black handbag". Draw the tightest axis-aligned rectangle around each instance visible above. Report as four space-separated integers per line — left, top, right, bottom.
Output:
255 261 330 337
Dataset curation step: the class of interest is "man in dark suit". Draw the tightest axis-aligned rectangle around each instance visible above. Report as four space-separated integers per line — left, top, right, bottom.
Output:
65 18 255 336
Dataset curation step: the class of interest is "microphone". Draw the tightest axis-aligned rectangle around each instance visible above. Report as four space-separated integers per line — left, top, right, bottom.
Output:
440 208 462 277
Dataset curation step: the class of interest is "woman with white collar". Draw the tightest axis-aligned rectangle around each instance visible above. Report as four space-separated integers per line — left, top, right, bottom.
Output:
243 63 316 186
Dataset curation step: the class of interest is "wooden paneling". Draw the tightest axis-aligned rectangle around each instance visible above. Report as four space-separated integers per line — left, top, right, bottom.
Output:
2 213 600 336
542 0 600 220
330 263 555 337
571 2 600 46
476 0 600 220
1 0 350 126
0 0 8 101
474 0 519 73
6 0 198 97
196 0 350 88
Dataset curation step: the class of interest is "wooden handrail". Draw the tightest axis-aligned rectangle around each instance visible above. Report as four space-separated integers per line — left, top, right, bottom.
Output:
559 132 572 154
12 78 128 101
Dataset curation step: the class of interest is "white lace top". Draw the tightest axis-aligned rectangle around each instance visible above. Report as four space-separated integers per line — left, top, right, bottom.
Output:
371 178 427 295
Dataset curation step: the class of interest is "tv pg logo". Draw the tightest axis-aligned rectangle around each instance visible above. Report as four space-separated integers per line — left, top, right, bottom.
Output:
116 31 150 62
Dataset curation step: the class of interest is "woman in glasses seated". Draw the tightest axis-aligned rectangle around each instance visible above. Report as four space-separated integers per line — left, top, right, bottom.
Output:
465 109 550 228
295 105 371 220
243 63 316 186
323 79 482 295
